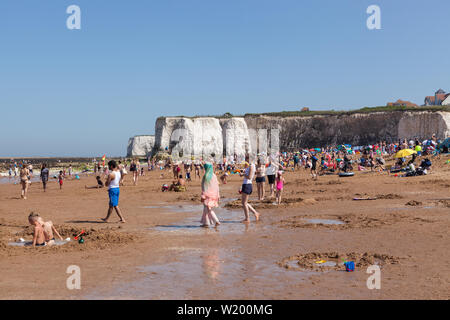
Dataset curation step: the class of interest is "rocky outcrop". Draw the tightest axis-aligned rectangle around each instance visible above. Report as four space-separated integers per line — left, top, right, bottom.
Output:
219 118 252 162
130 110 450 159
153 117 223 162
127 135 155 157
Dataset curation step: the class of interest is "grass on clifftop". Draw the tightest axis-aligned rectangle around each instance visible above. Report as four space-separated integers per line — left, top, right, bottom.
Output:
156 105 450 120
245 105 450 117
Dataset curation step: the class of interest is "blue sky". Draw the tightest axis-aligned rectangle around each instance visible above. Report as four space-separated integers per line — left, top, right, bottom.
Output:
0 0 449 157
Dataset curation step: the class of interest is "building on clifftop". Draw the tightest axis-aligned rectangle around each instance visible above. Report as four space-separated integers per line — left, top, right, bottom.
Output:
387 99 418 107
424 89 450 106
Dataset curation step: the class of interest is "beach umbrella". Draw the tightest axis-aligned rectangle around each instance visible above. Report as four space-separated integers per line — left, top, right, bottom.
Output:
394 149 416 158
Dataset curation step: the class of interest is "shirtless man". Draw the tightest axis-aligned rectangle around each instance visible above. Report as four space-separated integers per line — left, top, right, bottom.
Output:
169 175 187 191
27 213 46 247
37 216 63 246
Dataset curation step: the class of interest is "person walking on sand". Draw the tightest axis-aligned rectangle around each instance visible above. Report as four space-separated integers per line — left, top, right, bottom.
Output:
40 163 49 192
19 163 30 199
240 158 260 223
130 159 140 186
118 160 127 186
275 170 285 205
265 157 279 198
255 158 266 200
101 160 126 223
200 163 221 227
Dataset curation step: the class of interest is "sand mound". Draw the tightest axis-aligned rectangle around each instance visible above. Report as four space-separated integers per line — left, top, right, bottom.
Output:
1 225 137 257
376 193 403 199
437 200 450 208
276 213 410 230
405 200 422 206
224 197 315 209
279 252 400 271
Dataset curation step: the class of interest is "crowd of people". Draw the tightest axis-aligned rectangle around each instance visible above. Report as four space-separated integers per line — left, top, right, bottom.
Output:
6 133 447 246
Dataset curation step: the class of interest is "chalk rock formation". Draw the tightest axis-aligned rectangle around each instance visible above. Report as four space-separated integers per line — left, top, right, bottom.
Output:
244 111 450 150
398 111 450 140
127 135 155 157
130 110 450 159
219 117 252 162
154 117 223 162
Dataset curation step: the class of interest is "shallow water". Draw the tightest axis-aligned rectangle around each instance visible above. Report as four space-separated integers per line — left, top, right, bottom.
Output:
84 248 314 299
151 208 265 235
8 240 70 247
305 219 345 225
143 204 204 213
143 198 237 213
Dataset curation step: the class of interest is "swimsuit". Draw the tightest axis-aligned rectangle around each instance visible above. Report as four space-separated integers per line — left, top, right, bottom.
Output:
276 180 284 191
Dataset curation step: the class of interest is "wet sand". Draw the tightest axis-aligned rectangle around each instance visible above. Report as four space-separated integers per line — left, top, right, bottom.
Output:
1 158 449 299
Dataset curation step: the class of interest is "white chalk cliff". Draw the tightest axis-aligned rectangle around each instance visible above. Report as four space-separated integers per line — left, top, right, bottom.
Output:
127 135 155 157
128 111 450 158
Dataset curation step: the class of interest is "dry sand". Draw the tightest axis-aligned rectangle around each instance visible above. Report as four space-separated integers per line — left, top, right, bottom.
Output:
0 157 449 299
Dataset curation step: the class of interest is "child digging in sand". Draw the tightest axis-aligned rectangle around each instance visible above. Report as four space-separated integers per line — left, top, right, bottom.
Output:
275 171 285 205
37 216 64 246
27 212 46 247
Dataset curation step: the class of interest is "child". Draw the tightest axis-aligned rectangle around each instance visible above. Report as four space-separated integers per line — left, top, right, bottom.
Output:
275 171 285 205
27 212 46 247
220 172 228 184
85 176 104 189
310 154 318 180
58 170 64 189
185 165 192 182
37 216 63 246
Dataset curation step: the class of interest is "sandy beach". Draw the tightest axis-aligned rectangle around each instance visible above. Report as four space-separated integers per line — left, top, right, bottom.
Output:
1 156 449 300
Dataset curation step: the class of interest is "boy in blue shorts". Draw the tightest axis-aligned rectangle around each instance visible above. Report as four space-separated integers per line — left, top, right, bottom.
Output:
101 160 126 223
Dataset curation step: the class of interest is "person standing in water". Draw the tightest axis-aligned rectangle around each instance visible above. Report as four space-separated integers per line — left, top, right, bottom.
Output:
240 158 260 223
200 163 221 228
102 160 126 223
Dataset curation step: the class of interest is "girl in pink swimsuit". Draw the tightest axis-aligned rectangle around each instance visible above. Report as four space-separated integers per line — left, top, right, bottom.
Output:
275 171 285 205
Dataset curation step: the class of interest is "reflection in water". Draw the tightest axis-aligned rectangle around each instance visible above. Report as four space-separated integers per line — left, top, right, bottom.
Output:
84 247 312 299
203 248 220 281
151 208 262 235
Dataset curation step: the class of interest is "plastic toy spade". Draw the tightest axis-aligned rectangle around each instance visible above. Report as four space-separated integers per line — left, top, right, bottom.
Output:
74 230 86 240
